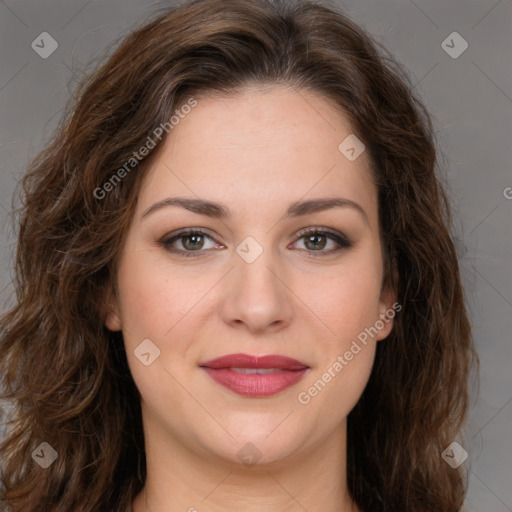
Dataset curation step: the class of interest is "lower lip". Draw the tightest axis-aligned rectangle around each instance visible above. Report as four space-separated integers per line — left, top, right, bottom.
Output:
201 368 309 397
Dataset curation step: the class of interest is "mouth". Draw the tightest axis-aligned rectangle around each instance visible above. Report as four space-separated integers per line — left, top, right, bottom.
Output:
199 353 310 397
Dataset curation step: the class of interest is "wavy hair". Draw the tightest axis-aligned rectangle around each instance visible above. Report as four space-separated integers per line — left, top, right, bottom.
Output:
0 0 477 510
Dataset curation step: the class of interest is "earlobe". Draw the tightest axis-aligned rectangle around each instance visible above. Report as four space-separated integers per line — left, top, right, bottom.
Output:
375 299 396 341
104 302 122 331
102 286 122 331
376 273 398 342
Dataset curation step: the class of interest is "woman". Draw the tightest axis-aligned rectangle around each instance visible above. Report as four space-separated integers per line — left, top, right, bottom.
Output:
0 0 477 510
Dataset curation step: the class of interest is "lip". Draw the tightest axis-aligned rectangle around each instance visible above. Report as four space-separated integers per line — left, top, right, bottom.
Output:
199 353 310 398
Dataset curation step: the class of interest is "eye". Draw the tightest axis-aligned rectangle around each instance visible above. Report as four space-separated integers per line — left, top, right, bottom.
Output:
160 229 222 258
291 227 352 257
159 227 352 258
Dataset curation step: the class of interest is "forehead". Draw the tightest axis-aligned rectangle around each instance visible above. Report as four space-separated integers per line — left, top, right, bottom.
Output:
137 85 377 224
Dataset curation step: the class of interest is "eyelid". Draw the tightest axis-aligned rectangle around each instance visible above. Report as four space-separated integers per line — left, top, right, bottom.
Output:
159 226 352 258
290 227 352 257
293 226 351 245
159 228 223 258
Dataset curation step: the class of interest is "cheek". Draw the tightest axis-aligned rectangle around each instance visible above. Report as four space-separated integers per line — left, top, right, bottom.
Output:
305 257 383 346
297 287 379 426
300 342 376 433
293 256 382 414
114 244 227 401
115 260 193 417
116 247 192 341
113 249 190 391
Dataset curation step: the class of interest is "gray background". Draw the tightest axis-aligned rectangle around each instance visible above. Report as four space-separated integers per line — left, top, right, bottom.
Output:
0 0 511 510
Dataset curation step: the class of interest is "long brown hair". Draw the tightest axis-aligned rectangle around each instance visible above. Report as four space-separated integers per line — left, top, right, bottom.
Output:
0 0 477 510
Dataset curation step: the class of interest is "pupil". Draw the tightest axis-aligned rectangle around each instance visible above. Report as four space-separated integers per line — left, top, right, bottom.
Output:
307 234 325 250
184 234 202 250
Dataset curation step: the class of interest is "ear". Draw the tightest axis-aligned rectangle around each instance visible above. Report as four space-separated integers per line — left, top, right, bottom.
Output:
375 261 399 342
101 285 122 332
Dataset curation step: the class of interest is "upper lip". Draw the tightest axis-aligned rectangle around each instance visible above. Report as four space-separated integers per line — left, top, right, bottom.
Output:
200 353 309 370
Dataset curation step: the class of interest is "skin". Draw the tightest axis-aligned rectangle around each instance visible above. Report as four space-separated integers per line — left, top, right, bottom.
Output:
104 84 396 512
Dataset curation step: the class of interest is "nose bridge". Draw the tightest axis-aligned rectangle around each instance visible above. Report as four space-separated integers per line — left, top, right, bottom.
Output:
234 234 281 300
221 234 294 332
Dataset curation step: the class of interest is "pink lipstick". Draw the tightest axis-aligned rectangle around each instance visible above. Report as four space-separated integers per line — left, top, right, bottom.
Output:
199 353 310 397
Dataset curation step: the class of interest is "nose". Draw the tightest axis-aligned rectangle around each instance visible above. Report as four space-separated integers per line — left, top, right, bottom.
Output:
220 246 294 335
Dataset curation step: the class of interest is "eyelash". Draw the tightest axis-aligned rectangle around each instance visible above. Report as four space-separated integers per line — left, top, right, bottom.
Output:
159 227 352 259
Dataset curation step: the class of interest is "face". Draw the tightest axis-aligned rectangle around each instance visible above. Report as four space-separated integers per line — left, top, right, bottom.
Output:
105 85 396 468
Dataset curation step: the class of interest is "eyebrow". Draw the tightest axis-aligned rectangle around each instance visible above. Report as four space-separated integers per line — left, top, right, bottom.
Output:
142 196 369 225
